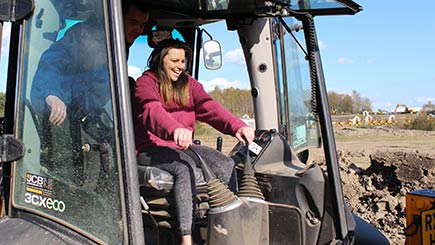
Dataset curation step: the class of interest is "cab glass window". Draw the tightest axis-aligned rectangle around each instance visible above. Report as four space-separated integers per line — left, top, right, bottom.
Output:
0 22 10 113
272 20 287 132
12 0 124 243
290 0 350 10
281 17 321 151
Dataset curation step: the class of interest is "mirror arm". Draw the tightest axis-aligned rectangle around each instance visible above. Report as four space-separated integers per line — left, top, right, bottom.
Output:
194 27 203 79
202 28 213 40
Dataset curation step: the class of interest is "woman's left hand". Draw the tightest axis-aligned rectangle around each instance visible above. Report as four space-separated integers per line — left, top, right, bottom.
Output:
235 126 255 145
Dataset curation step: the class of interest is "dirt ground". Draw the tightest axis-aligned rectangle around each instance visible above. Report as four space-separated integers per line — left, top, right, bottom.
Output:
323 126 435 244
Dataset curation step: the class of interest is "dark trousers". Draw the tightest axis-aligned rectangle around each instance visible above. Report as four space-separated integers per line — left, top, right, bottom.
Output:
137 145 235 235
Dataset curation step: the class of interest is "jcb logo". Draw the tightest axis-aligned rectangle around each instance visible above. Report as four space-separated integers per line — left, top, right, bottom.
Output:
26 174 44 186
26 173 53 190
24 193 66 213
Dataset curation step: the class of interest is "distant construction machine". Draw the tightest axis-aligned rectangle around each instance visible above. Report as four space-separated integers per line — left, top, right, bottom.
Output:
394 104 419 114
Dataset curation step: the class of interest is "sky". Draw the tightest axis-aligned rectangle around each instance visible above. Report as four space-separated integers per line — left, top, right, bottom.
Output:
0 22 11 87
2 1 435 112
127 25 250 92
314 1 435 112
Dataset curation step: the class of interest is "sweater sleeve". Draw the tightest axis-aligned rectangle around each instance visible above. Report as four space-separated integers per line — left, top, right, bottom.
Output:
190 77 247 136
30 26 79 112
134 72 185 139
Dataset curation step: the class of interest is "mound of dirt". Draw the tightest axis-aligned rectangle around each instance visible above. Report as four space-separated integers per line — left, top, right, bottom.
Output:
331 126 435 245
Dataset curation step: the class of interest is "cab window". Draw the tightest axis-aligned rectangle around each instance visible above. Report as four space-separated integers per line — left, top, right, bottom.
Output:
278 17 321 152
13 0 125 243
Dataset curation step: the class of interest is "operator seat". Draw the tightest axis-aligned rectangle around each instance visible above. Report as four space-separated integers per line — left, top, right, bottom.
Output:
138 164 206 191
138 149 209 231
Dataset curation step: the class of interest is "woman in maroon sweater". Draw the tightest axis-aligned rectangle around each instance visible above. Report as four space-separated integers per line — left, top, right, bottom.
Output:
133 39 254 245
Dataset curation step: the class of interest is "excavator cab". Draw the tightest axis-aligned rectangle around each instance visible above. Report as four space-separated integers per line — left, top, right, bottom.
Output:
0 0 390 244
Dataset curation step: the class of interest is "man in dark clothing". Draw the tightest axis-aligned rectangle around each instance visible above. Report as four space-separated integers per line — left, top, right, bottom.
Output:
31 1 149 126
29 0 149 181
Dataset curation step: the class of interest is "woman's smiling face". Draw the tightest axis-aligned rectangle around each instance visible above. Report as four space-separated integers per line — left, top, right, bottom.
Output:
163 48 186 82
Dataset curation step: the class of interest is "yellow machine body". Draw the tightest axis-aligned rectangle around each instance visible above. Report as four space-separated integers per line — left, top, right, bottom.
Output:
406 189 435 245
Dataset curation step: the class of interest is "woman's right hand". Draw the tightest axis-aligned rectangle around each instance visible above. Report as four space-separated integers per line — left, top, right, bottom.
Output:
45 95 67 126
235 126 255 145
173 128 193 149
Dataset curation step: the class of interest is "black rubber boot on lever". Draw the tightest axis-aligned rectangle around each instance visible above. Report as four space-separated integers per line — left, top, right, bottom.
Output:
237 142 264 200
188 146 237 208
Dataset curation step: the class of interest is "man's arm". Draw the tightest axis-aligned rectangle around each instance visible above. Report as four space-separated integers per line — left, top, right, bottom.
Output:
30 23 85 125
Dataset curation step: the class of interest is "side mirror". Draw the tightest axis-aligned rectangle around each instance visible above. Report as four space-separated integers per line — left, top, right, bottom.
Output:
203 40 222 70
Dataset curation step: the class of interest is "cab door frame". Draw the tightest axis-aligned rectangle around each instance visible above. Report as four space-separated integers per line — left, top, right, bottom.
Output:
105 0 145 243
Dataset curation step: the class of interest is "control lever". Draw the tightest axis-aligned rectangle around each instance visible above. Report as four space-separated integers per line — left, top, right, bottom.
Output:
216 136 223 152
188 146 216 181
238 135 264 199
81 141 112 172
243 142 254 175
188 146 237 208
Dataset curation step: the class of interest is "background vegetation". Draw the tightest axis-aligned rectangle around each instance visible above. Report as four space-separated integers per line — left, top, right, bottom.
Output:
0 92 4 116
208 87 374 116
328 90 372 114
208 86 253 117
399 111 435 131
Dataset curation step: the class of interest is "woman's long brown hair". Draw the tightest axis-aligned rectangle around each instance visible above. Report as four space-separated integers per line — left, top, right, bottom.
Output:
147 39 192 106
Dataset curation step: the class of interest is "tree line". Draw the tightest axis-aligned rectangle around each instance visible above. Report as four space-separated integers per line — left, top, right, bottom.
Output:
208 86 254 117
328 90 372 114
208 87 373 116
208 86 374 116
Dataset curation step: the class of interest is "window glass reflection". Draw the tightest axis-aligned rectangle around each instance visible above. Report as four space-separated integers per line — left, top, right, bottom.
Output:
13 0 124 243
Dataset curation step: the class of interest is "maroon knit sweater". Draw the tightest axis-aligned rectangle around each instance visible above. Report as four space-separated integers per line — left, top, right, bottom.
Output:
133 71 247 152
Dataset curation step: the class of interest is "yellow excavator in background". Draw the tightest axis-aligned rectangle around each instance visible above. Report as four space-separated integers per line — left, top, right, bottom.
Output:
394 104 418 114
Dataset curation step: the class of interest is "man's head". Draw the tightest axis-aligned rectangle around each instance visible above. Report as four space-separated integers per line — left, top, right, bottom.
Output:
123 0 150 45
